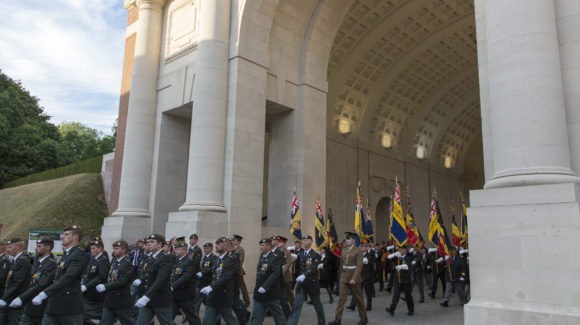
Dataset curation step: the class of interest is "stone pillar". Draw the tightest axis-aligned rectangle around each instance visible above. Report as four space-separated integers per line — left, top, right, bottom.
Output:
178 0 230 213
104 0 166 247
484 0 578 189
166 0 230 239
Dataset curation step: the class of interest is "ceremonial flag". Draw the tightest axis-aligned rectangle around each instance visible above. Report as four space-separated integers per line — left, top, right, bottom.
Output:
460 193 468 246
290 190 303 241
363 199 374 243
435 199 451 257
390 180 408 245
326 209 341 257
428 198 440 247
452 215 461 248
314 195 329 249
354 181 364 246
405 195 420 246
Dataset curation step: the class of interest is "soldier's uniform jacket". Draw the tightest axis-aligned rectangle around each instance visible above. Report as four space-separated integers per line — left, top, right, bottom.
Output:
136 253 152 296
141 250 173 308
103 255 133 309
188 245 202 277
372 248 383 273
393 254 413 285
430 251 446 274
254 250 282 301
82 253 110 301
282 249 294 283
415 252 433 274
227 250 241 297
200 253 218 288
296 248 322 296
271 248 286 292
0 253 11 297
234 246 245 275
292 247 303 279
1 252 32 304
444 255 467 283
19 255 57 317
44 245 87 315
339 245 363 284
361 250 375 280
171 255 195 301
206 253 236 308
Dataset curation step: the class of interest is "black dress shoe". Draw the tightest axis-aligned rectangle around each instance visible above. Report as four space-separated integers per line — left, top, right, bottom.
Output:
328 319 341 325
401 297 407 302
428 292 435 299
386 307 394 316
346 305 355 311
306 300 313 305
440 301 449 307
418 298 425 303
358 318 368 325
366 306 372 311
408 311 414 316
329 297 334 304
386 288 392 293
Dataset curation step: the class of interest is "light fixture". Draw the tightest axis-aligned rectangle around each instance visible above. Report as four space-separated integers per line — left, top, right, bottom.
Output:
444 156 453 169
339 118 351 135
382 134 392 148
416 146 425 160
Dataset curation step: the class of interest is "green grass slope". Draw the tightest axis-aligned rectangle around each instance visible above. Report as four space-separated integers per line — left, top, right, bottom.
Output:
0 173 107 244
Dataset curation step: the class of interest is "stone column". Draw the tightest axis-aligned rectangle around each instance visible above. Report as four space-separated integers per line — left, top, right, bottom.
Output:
104 0 166 247
484 0 579 189
179 0 230 212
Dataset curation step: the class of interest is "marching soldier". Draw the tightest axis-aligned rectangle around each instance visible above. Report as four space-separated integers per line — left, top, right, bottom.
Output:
227 238 250 325
97 240 135 325
82 238 110 324
171 240 200 325
248 238 286 325
193 242 217 316
232 234 251 307
347 242 374 311
372 243 383 293
318 246 337 304
385 245 414 316
291 240 303 288
10 237 56 325
0 241 10 298
328 232 367 325
0 237 31 324
287 235 325 325
32 225 87 324
199 237 238 325
429 248 447 298
278 236 295 309
270 236 291 319
131 238 152 320
440 246 468 307
415 246 432 303
134 234 173 325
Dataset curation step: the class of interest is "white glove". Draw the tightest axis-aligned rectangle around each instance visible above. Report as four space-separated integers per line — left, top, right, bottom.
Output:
132 279 142 287
409 248 414 253
196 272 202 278
0 300 6 307
296 274 306 283
394 252 401 258
287 246 295 251
387 245 394 251
460 277 465 281
387 253 396 260
32 292 47 306
460 249 469 255
395 265 402 271
428 248 438 253
445 256 450 261
427 265 431 269
399 264 409 270
363 257 368 264
411 260 416 265
258 287 266 294
96 284 107 293
200 286 213 295
9 297 22 308
291 253 297 260
317 263 323 269
81 285 87 293
436 257 444 263
135 296 150 308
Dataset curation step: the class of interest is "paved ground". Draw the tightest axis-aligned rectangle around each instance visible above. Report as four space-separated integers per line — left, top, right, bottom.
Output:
188 285 465 325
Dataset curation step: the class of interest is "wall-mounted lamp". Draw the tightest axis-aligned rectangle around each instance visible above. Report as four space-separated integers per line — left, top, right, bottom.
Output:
416 146 425 160
339 118 351 135
444 156 453 169
382 134 392 149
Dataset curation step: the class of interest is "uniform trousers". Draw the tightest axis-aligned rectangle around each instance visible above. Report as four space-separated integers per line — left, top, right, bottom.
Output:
284 281 294 308
201 305 238 325
414 272 426 300
192 287 205 316
173 299 200 325
18 313 43 325
100 307 135 325
287 287 325 325
239 277 251 306
249 300 287 325
443 281 467 305
136 306 172 325
334 281 367 321
431 270 446 297
0 306 23 325
348 279 373 310
279 286 291 319
232 295 250 325
389 282 414 314
41 313 83 325
83 299 103 324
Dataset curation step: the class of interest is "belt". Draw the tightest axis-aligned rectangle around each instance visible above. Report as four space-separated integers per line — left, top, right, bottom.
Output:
342 266 357 270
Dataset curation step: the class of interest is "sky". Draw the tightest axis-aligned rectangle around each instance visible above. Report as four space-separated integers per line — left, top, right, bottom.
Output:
0 0 127 135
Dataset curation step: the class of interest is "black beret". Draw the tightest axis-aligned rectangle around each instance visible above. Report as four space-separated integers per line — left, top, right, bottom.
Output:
259 238 272 245
203 242 213 248
344 232 357 239
302 235 313 240
148 234 165 243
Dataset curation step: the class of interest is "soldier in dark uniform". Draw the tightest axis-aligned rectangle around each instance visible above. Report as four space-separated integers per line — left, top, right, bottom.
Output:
97 240 135 325
318 246 337 303
440 246 468 307
0 241 11 298
134 234 173 325
249 238 286 325
82 238 110 324
0 237 32 324
291 240 303 289
414 246 432 303
170 240 200 325
226 238 250 325
32 225 87 325
385 244 395 293
372 243 383 293
10 237 56 325
385 245 414 316
270 236 291 319
277 236 295 309
429 248 447 298
193 242 217 317
329 232 367 325
200 236 239 325
287 235 325 325
347 242 374 311
232 234 251 307
131 238 152 320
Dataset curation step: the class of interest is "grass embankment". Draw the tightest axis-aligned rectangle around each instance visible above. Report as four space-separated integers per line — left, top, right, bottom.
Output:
0 173 106 244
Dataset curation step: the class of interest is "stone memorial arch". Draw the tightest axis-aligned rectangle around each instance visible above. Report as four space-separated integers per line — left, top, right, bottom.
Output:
103 0 580 322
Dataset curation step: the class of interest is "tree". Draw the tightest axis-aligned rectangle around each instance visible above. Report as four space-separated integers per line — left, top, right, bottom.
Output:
58 121 116 163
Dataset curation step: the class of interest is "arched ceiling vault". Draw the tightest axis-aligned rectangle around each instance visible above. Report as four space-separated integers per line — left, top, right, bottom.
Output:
327 0 481 170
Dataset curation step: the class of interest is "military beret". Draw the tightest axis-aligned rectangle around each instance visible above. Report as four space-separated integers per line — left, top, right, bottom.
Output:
450 246 458 251
203 242 213 248
36 237 54 247
148 234 165 243
112 240 128 249
277 236 288 243
232 234 243 241
175 236 186 243
215 236 228 244
294 239 302 244
63 225 81 232
7 237 24 245
164 241 172 246
90 239 103 247
259 238 272 245
189 234 198 239
344 232 357 239
270 236 278 241
174 241 188 248
302 235 313 240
